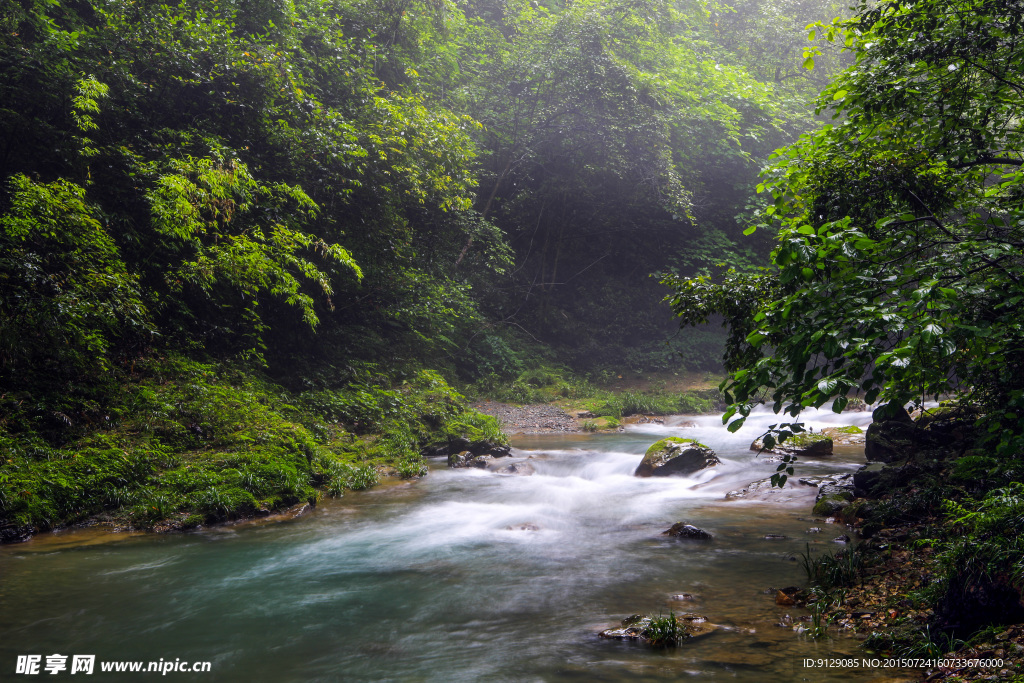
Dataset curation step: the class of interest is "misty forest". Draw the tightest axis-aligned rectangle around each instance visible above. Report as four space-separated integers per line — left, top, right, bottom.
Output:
2 0 1024 679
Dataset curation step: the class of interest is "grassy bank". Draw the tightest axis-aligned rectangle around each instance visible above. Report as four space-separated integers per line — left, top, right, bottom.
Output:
467 367 727 419
0 356 504 540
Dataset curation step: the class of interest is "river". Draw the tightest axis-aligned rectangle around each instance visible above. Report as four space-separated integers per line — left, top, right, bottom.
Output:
0 408 912 681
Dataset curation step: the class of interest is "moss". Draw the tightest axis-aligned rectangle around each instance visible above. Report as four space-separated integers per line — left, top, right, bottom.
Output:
644 437 707 457
788 432 832 447
832 425 864 434
0 356 504 534
813 492 854 516
595 389 722 418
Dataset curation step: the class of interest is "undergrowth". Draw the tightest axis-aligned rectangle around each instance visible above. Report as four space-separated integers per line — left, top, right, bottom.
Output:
0 356 503 533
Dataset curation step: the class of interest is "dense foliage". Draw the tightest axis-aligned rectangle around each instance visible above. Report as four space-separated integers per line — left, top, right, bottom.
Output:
669 0 1024 453
0 0 847 531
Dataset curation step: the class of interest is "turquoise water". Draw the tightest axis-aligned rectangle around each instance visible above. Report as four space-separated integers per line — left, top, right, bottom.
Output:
0 410 910 681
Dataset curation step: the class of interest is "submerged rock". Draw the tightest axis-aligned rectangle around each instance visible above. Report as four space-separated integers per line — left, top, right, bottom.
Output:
495 461 535 476
635 438 719 478
662 523 713 540
669 593 699 602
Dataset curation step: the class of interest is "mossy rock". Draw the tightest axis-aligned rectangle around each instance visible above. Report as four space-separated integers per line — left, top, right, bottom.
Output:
831 425 863 434
598 613 715 644
812 491 854 516
635 437 719 478
751 432 833 456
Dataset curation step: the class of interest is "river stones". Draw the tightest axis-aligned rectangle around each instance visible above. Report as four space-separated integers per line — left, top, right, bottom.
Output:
751 432 833 457
662 523 713 540
447 452 501 469
635 438 719 478
431 437 512 461
798 473 856 515
447 451 476 467
724 476 817 504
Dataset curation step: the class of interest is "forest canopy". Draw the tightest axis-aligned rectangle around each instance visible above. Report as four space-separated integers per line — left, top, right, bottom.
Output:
0 0 846 392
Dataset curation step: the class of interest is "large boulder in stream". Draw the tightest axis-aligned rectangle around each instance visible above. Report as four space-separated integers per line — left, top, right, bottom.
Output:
635 438 719 478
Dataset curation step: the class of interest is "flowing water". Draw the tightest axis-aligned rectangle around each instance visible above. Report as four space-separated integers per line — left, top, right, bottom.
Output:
0 409 911 681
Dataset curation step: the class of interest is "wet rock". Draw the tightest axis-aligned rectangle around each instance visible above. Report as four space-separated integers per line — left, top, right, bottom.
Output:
495 461 535 476
662 523 713 540
833 534 851 544
448 452 493 469
598 613 715 643
635 437 719 478
669 593 698 602
799 473 855 494
725 476 817 503
751 432 833 457
852 462 887 495
432 436 513 460
0 523 35 544
287 502 312 518
813 491 854 516
447 451 475 468
506 523 539 531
